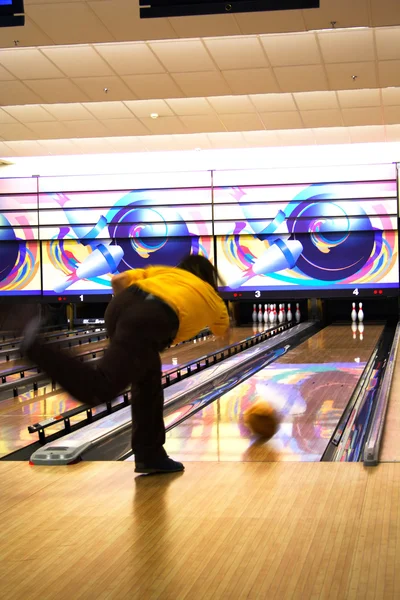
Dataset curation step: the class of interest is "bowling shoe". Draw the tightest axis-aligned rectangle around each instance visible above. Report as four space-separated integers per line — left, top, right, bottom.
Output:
135 456 185 474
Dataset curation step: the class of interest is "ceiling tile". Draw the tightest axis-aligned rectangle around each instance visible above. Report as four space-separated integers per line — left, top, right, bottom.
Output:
236 10 306 35
166 98 213 116
260 111 303 130
27 3 115 44
172 72 231 97
208 96 255 114
94 43 166 76
3 140 45 156
25 79 90 103
26 121 72 139
0 108 17 124
179 115 225 133
170 14 240 37
348 126 386 143
82 101 133 119
222 69 279 95
38 139 81 155
0 65 15 81
124 99 174 118
89 0 177 41
218 113 264 132
383 106 400 125
382 88 400 106
250 93 297 112
294 91 339 110
0 81 43 105
325 62 378 90
370 0 400 27
139 135 182 151
300 109 343 128
166 133 212 150
149 40 216 73
277 129 315 145
378 61 400 87
107 136 149 153
375 27 400 61
318 30 375 64
204 37 268 70
337 89 381 108
0 49 64 79
207 132 247 149
44 103 96 121
313 127 351 145
0 123 37 141
3 105 56 123
140 116 187 135
242 130 281 147
274 65 328 92
0 16 54 48
341 107 383 126
73 76 136 102
64 120 111 138
72 138 115 154
42 46 114 78
303 0 369 30
385 125 400 142
102 118 150 136
261 33 321 67
124 74 184 99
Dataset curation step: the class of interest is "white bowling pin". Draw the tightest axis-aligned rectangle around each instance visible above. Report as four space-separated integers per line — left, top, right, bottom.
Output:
295 303 301 323
358 302 364 323
287 303 293 322
263 304 268 323
358 322 364 341
351 322 358 339
252 304 257 323
278 306 284 324
351 302 357 322
269 307 275 324
258 304 263 323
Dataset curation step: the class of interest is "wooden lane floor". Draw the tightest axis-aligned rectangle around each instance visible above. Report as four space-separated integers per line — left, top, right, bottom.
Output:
164 324 384 463
0 327 255 458
1 460 400 599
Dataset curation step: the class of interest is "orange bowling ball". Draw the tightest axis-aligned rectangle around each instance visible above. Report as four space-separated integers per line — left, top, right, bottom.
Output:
243 400 280 440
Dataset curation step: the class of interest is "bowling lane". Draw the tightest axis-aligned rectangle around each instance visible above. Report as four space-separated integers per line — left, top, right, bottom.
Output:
0 326 257 458
164 324 384 463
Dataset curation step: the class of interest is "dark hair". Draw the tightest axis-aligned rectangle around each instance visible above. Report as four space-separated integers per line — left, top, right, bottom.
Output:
178 255 224 291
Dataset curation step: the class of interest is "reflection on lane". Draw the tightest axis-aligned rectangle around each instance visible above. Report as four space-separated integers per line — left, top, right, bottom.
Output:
164 325 383 463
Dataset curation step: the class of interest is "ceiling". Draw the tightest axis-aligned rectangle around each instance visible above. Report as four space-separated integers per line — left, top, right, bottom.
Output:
0 0 400 157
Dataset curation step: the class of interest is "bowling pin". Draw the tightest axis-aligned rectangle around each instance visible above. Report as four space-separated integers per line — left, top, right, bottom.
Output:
269 307 275 324
263 304 268 323
351 322 358 340
358 322 364 341
282 304 286 322
358 302 364 323
252 304 257 323
295 303 301 323
278 305 284 324
258 304 263 323
351 302 357 322
287 303 293 322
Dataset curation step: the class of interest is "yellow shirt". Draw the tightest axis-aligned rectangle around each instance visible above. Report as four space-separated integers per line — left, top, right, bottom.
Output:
111 266 230 344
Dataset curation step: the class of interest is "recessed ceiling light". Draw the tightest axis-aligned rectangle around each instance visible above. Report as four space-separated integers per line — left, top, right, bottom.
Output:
150 113 159 119
103 87 109 93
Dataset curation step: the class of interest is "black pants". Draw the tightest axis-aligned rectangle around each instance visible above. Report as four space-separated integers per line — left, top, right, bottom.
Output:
27 286 179 462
